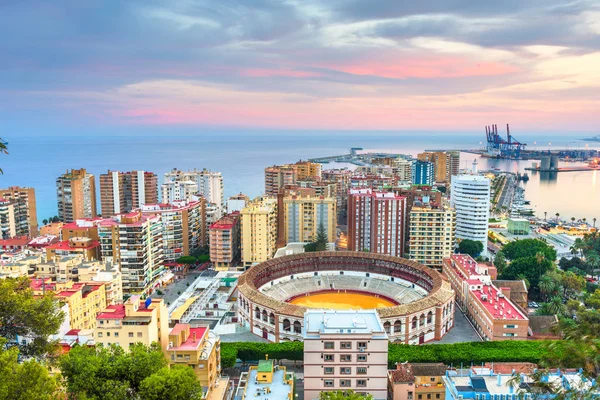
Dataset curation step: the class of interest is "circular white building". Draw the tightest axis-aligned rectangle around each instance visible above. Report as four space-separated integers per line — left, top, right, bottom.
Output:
450 174 491 253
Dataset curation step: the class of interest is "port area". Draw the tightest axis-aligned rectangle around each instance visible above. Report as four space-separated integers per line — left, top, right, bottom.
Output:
525 166 600 172
309 150 409 165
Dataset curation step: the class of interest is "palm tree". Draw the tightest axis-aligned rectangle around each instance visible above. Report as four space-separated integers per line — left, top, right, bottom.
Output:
0 137 7 175
571 217 576 225
538 275 555 301
42 219 48 226
555 212 560 222
583 217 587 225
586 251 600 279
544 211 547 222
546 296 566 316
594 217 597 229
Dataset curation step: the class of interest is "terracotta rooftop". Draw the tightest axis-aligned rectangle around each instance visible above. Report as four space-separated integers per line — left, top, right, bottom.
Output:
169 326 208 351
97 304 126 320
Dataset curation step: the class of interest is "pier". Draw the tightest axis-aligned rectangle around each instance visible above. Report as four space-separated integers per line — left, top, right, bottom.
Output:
525 166 600 173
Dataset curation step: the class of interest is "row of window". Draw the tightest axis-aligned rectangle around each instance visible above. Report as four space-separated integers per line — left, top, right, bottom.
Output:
324 354 367 362
324 341 367 350
97 331 143 338
324 367 368 375
324 379 367 388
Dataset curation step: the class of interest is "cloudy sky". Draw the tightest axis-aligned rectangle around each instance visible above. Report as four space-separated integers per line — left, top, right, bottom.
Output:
2 0 600 132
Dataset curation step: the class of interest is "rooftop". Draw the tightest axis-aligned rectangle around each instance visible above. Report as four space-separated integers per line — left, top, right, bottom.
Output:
304 309 387 337
48 239 100 251
242 368 293 400
96 304 126 320
169 326 208 351
258 359 274 373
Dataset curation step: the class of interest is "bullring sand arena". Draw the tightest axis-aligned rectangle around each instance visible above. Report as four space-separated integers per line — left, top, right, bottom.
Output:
237 251 456 344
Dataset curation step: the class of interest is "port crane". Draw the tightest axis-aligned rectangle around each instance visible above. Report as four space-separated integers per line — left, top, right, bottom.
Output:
485 124 526 159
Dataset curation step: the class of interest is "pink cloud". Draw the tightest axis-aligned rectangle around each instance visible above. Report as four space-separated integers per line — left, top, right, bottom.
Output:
239 68 323 78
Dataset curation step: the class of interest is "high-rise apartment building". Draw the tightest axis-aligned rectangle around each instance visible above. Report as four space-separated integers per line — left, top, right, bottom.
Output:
450 175 491 253
283 193 336 244
347 189 406 257
0 198 19 239
99 170 158 216
161 180 198 204
412 160 435 186
210 212 241 270
56 168 97 222
98 212 164 295
141 200 206 263
394 158 413 183
162 168 225 214
408 199 456 269
264 161 321 196
240 197 278 268
227 193 250 213
417 151 460 183
304 310 388 400
0 186 37 236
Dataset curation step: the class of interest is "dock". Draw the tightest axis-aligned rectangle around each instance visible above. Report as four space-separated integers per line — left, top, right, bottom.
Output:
525 166 600 173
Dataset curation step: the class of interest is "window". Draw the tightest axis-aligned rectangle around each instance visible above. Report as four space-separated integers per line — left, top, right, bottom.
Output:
324 380 334 388
128 332 134 338
357 342 367 350
427 394 432 399
129 343 134 347
431 377 436 382
114 332 119 337
357 380 367 388
324 342 334 349
324 354 334 362
503 333 516 337
340 354 351 362
97 332 103 338
324 367 334 375
357 367 367 375
340 367 351 375
436 395 441 399
340 342 352 349
99 320 104 325
357 355 367 362
340 380 351 388
137 332 142 337
504 325 516 329
106 332 110 337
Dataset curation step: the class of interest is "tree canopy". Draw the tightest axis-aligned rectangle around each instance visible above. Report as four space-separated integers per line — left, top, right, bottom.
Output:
305 221 329 252
139 366 203 400
457 239 484 257
176 255 197 265
319 390 373 400
0 277 65 358
0 338 58 400
501 238 557 261
499 255 553 291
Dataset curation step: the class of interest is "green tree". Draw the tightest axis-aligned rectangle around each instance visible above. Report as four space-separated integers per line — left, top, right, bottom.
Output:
304 221 329 252
501 238 557 261
585 251 600 278
493 251 507 274
457 239 484 257
139 366 203 400
176 255 197 265
42 219 48 226
0 277 65 358
500 256 553 290
0 338 58 400
0 138 7 174
60 343 168 399
536 296 566 316
538 274 557 302
319 390 373 400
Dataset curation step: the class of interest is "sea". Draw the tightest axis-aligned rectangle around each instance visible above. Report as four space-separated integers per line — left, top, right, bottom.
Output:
2 131 599 224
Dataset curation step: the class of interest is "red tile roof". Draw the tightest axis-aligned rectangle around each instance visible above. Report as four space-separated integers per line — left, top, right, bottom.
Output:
97 304 126 320
48 240 100 251
170 326 208 351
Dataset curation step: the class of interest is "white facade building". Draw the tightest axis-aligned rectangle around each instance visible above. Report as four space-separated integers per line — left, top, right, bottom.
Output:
161 180 198 205
450 174 491 254
162 168 225 217
303 310 389 400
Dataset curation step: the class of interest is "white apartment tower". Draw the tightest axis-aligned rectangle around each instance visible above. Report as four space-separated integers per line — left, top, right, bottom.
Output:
162 168 225 217
304 310 388 400
450 175 491 254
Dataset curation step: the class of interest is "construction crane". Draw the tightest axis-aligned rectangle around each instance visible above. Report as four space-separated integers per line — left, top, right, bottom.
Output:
485 124 526 159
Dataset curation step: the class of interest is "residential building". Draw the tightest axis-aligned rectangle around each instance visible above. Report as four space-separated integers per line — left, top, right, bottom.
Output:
98 212 164 295
408 199 456 270
443 254 528 341
162 168 225 215
0 186 37 236
60 218 101 241
209 212 241 270
99 170 158 216
348 189 407 257
282 192 336 244
443 365 594 400
240 197 278 268
412 161 435 186
0 197 19 239
95 296 169 351
388 363 448 400
40 222 64 236
322 168 353 224
56 168 97 222
350 174 396 190
450 175 491 254
264 161 321 196
141 200 205 263
77 259 124 305
31 278 107 331
417 152 460 184
304 310 388 400
166 324 223 397
235 357 295 400
394 158 413 183
205 202 221 241
46 237 101 261
227 193 250 213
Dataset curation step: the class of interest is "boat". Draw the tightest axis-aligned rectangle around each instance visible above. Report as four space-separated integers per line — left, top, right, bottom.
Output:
582 134 600 142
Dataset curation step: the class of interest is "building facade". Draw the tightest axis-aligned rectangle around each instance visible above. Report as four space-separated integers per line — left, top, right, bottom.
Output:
140 200 205 263
209 212 241 270
408 199 456 270
388 363 448 400
240 197 278 268
0 186 38 237
417 151 460 184
162 168 225 215
264 161 322 196
442 254 528 341
412 161 435 186
283 193 336 244
56 168 97 222
347 189 407 257
450 175 491 254
227 193 250 213
99 170 158 216
95 296 169 351
304 310 389 400
98 212 164 295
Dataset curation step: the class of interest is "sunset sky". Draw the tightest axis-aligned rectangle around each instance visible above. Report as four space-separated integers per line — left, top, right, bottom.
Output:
2 1 600 133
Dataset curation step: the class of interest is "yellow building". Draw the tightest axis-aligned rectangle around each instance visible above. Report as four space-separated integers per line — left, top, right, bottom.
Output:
95 296 169 351
417 151 460 184
30 278 107 331
166 324 224 398
56 168 97 223
240 197 278 268
408 200 456 270
295 160 322 181
283 193 336 244
388 363 447 400
236 357 295 400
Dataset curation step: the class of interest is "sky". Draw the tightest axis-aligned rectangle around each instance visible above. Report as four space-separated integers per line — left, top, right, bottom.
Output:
2 0 600 133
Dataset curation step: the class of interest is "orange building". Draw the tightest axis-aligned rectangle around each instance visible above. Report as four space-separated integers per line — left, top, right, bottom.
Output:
99 170 158 216
210 212 241 270
56 168 97 222
46 237 101 261
60 218 101 241
0 186 38 236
